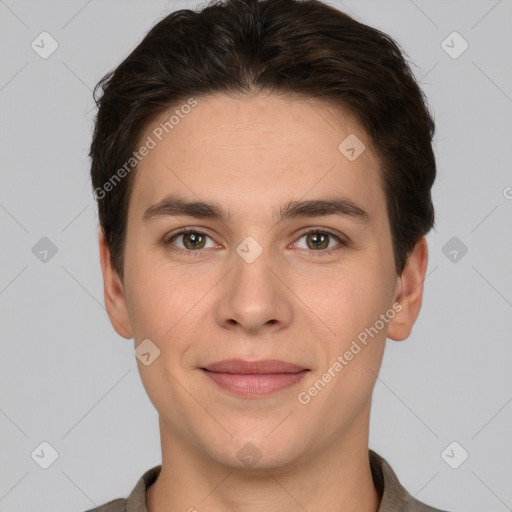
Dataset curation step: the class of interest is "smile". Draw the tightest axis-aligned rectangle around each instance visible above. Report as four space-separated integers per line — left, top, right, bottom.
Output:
201 359 310 397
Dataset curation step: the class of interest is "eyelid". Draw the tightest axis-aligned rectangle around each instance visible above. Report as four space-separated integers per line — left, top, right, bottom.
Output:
291 226 349 251
294 226 346 240
164 227 220 247
164 226 349 253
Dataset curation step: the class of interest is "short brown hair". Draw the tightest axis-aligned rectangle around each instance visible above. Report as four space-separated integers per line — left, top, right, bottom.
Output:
90 0 436 279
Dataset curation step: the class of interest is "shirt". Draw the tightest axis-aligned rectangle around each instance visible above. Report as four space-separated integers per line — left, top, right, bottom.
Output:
85 450 450 512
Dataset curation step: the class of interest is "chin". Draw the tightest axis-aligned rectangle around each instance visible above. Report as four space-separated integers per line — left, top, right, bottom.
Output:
203 427 306 473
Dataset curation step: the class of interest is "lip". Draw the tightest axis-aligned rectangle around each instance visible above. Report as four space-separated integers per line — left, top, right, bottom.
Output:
201 359 309 397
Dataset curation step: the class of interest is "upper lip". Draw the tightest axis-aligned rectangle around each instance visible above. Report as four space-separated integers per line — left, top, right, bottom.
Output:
202 359 308 374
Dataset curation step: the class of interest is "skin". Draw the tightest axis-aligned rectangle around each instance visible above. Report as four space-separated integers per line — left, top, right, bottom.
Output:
99 91 428 512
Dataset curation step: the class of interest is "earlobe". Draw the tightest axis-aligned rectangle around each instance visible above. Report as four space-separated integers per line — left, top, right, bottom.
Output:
387 236 429 342
98 228 133 339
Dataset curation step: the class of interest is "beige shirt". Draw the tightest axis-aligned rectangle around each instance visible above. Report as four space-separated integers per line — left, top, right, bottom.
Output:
85 450 449 512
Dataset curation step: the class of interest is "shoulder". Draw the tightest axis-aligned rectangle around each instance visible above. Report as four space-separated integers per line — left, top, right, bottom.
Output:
369 450 452 512
401 495 452 512
82 465 161 512
83 498 126 512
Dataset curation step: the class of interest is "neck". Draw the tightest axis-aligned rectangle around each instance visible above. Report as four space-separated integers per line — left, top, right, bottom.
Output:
147 404 380 512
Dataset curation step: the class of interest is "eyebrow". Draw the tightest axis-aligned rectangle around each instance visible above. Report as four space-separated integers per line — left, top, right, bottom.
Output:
142 193 369 224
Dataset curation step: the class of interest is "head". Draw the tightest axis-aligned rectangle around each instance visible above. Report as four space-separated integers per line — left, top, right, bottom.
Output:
91 0 435 470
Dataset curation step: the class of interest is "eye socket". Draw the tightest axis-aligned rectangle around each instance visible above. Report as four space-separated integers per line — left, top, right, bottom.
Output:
292 228 348 254
164 227 348 255
165 229 218 251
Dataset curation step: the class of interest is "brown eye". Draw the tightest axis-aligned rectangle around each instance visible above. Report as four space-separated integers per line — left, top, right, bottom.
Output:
293 228 347 255
181 232 206 250
166 230 217 251
305 231 330 250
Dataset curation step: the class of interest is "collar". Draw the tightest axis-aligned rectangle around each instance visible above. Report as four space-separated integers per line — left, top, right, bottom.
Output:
125 450 425 512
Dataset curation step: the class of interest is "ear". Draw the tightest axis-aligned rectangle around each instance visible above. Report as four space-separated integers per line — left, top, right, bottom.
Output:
387 236 429 341
98 228 133 339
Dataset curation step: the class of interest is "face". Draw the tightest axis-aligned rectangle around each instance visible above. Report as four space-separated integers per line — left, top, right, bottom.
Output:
100 92 427 471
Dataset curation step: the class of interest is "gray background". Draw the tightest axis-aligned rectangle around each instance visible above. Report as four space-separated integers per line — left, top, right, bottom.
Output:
1 0 511 510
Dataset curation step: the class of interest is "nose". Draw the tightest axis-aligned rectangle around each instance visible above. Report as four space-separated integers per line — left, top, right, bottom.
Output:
214 241 293 335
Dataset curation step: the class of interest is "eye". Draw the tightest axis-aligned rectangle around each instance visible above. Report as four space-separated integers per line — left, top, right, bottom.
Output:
293 228 347 254
165 229 218 251
164 227 348 256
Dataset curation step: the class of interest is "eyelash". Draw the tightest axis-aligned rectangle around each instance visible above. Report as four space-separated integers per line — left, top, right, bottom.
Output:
164 227 348 257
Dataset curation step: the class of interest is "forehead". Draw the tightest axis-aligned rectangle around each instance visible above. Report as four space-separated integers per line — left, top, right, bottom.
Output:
129 92 386 224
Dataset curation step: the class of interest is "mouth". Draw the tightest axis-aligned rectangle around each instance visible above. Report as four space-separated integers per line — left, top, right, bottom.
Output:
200 359 310 397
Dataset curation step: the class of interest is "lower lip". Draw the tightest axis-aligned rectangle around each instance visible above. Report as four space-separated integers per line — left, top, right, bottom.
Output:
202 369 309 397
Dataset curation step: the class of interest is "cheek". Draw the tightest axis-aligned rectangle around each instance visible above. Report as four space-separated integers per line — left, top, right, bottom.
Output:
294 268 391 422
123 251 227 377
300 262 393 343
123 247 192 341
127 275 197 343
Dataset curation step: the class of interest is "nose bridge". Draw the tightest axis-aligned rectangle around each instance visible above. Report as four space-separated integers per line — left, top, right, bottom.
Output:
216 234 292 332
